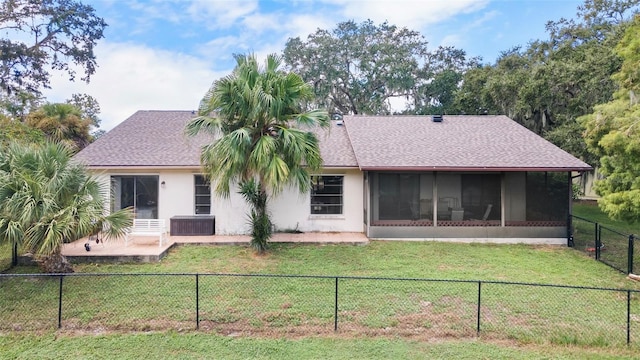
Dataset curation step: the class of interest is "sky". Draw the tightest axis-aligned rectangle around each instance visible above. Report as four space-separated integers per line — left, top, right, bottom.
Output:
42 0 585 131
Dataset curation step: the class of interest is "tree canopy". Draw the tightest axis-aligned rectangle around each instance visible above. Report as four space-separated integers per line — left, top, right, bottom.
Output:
283 20 479 116
454 0 639 163
0 142 132 272
579 13 640 223
25 102 93 152
0 0 107 97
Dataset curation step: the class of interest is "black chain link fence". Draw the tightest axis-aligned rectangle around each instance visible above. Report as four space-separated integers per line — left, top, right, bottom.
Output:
1 273 638 347
570 215 637 274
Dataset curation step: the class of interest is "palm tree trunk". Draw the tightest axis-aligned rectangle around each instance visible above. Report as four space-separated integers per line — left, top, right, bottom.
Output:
38 249 74 273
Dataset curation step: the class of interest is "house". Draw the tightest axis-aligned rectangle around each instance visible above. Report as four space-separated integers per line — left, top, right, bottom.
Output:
74 111 592 243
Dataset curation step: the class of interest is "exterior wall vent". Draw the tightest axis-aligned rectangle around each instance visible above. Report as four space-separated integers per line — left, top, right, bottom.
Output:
432 115 443 122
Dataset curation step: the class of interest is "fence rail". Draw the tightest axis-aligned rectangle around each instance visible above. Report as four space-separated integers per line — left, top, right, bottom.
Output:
1 272 638 347
569 215 637 274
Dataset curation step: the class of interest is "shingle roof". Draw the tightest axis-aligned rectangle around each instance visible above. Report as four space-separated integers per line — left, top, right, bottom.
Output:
74 110 358 168
75 111 590 171
342 115 592 171
313 121 358 167
74 111 206 167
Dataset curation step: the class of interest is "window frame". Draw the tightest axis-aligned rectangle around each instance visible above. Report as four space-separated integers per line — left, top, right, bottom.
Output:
310 175 344 216
194 174 211 215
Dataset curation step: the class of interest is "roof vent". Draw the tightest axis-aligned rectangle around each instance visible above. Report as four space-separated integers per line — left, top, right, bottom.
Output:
332 113 344 126
432 114 443 123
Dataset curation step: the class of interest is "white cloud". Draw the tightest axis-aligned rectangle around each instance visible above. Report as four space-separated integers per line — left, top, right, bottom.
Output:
241 12 282 33
283 13 336 39
43 42 227 131
439 34 462 47
323 0 489 30
187 0 259 28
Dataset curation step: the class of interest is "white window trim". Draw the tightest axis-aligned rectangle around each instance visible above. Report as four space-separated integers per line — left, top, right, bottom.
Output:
309 174 344 216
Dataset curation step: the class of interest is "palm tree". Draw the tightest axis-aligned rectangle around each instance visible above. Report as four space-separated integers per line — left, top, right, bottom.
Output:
186 54 330 253
0 142 133 272
26 103 93 152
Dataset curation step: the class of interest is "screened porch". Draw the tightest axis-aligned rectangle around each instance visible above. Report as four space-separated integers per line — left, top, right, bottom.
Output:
367 171 569 236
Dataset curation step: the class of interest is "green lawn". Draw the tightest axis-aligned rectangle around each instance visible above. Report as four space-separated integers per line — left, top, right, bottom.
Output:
572 201 640 273
2 241 640 351
2 332 639 360
3 207 640 358
572 201 640 236
0 241 11 272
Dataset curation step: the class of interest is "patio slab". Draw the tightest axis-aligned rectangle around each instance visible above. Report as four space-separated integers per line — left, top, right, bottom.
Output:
62 232 368 263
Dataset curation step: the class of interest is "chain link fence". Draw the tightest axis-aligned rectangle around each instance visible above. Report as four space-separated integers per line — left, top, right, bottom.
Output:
570 215 637 274
1 273 638 346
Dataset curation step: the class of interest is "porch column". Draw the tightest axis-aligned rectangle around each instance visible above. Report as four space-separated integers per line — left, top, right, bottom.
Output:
433 172 438 226
501 172 506 227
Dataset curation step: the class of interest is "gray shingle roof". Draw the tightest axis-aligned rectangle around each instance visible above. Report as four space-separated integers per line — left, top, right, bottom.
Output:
74 111 591 171
74 111 207 167
313 121 358 168
74 110 358 168
342 115 592 171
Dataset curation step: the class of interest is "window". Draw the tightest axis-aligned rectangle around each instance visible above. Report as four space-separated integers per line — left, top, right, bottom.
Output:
194 175 211 215
111 176 158 219
310 175 343 215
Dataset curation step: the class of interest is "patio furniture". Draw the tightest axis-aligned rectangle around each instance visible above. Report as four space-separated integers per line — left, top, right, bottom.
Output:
451 208 464 221
419 199 432 219
170 215 215 236
125 219 167 247
481 204 493 221
437 197 459 220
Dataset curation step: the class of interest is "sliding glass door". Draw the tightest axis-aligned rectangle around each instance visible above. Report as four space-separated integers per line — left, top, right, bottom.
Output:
111 176 159 219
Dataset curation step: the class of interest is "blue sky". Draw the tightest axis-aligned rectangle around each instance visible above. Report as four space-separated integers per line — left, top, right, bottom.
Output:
43 0 584 130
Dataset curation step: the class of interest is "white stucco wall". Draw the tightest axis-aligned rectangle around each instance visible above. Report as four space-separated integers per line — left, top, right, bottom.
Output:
92 168 363 235
269 169 364 233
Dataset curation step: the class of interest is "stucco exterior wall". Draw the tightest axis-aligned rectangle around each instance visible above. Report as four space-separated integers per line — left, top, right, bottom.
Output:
268 169 364 233
93 168 363 235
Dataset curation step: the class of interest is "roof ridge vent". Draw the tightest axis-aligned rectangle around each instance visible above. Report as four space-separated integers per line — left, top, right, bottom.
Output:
432 114 443 122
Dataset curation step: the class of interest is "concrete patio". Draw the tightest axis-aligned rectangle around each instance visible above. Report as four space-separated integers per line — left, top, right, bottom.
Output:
62 232 369 263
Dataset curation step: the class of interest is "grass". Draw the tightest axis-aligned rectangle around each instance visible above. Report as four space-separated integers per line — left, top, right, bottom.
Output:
2 332 640 359
572 201 640 236
2 202 640 358
2 242 640 348
0 241 13 272
572 201 640 273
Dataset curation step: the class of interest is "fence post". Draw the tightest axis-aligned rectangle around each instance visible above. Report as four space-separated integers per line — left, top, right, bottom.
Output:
567 215 574 247
195 274 200 330
596 223 601 260
58 275 64 329
476 281 482 335
628 235 635 275
11 241 18 267
334 277 339 332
